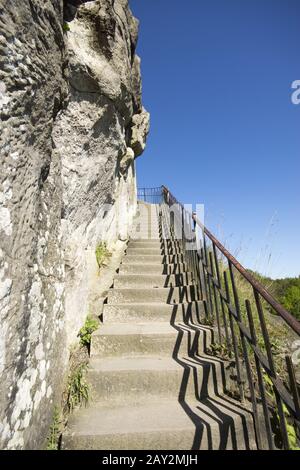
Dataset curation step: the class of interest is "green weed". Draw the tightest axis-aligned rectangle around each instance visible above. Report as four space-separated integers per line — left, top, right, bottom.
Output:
95 242 111 269
63 22 70 33
66 363 89 412
78 315 99 348
46 407 61 450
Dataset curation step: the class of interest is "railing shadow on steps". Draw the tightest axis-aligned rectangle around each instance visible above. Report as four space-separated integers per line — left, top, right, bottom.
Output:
169 303 255 449
137 185 300 450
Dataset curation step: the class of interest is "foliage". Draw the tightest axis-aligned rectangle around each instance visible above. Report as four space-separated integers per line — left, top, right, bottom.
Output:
95 242 111 269
249 271 300 320
282 286 300 320
208 341 229 358
46 328 92 448
199 248 300 449
46 407 61 450
78 315 99 348
263 373 300 450
66 363 89 412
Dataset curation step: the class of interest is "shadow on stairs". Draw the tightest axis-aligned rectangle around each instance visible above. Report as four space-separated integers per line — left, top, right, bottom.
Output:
62 201 257 450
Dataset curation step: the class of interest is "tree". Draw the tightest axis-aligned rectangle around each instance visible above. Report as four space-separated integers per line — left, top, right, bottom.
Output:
282 285 300 320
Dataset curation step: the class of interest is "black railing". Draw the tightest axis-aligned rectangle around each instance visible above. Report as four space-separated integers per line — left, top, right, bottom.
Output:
137 187 163 204
138 185 300 450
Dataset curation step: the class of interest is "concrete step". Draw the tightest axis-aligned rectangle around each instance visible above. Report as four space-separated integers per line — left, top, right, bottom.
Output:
87 355 195 402
113 273 194 288
107 286 200 304
131 228 160 235
128 240 182 250
133 213 160 220
130 233 161 240
133 220 160 225
133 217 160 223
132 220 160 226
62 397 256 450
103 301 205 323
126 246 183 256
91 322 218 359
62 199 257 451
126 247 165 256
119 262 189 275
90 322 180 357
63 400 199 450
132 226 160 233
87 353 228 403
122 253 185 265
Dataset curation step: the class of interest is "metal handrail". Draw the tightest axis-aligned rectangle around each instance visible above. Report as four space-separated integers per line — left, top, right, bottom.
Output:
161 185 300 336
138 184 300 449
137 187 163 204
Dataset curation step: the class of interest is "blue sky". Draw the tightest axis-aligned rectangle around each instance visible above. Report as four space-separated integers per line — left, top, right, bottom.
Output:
130 0 300 279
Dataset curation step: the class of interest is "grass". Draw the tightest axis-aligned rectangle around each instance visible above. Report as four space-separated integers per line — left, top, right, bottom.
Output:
46 407 62 450
218 264 292 381
203 251 299 449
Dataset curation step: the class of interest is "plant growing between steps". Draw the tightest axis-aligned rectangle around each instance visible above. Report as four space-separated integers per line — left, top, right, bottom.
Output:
46 407 62 450
67 315 100 411
66 363 89 412
78 315 99 349
95 242 111 269
47 365 89 450
46 320 93 449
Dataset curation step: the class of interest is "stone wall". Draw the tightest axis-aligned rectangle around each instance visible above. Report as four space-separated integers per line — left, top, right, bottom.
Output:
0 0 149 449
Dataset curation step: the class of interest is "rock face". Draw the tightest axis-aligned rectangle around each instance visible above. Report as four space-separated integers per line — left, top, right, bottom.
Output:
0 0 149 449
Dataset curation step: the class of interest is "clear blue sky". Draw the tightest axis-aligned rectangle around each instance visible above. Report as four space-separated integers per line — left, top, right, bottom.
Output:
130 0 300 279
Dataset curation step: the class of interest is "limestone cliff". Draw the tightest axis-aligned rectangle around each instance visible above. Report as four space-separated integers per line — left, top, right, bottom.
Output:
0 0 149 449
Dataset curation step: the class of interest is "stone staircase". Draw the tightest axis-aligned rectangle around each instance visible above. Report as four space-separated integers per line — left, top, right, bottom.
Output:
62 202 257 450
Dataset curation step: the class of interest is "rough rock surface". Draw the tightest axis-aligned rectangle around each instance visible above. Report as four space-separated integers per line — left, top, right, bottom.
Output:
54 0 149 347
0 0 149 449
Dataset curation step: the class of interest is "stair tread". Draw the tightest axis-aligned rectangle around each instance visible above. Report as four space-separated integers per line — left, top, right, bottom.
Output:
115 273 191 278
114 274 193 288
119 262 188 268
109 286 196 292
104 300 203 306
93 322 176 337
89 355 185 372
107 286 200 304
63 200 256 450
65 399 198 436
64 397 255 447
102 301 205 323
119 263 189 274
